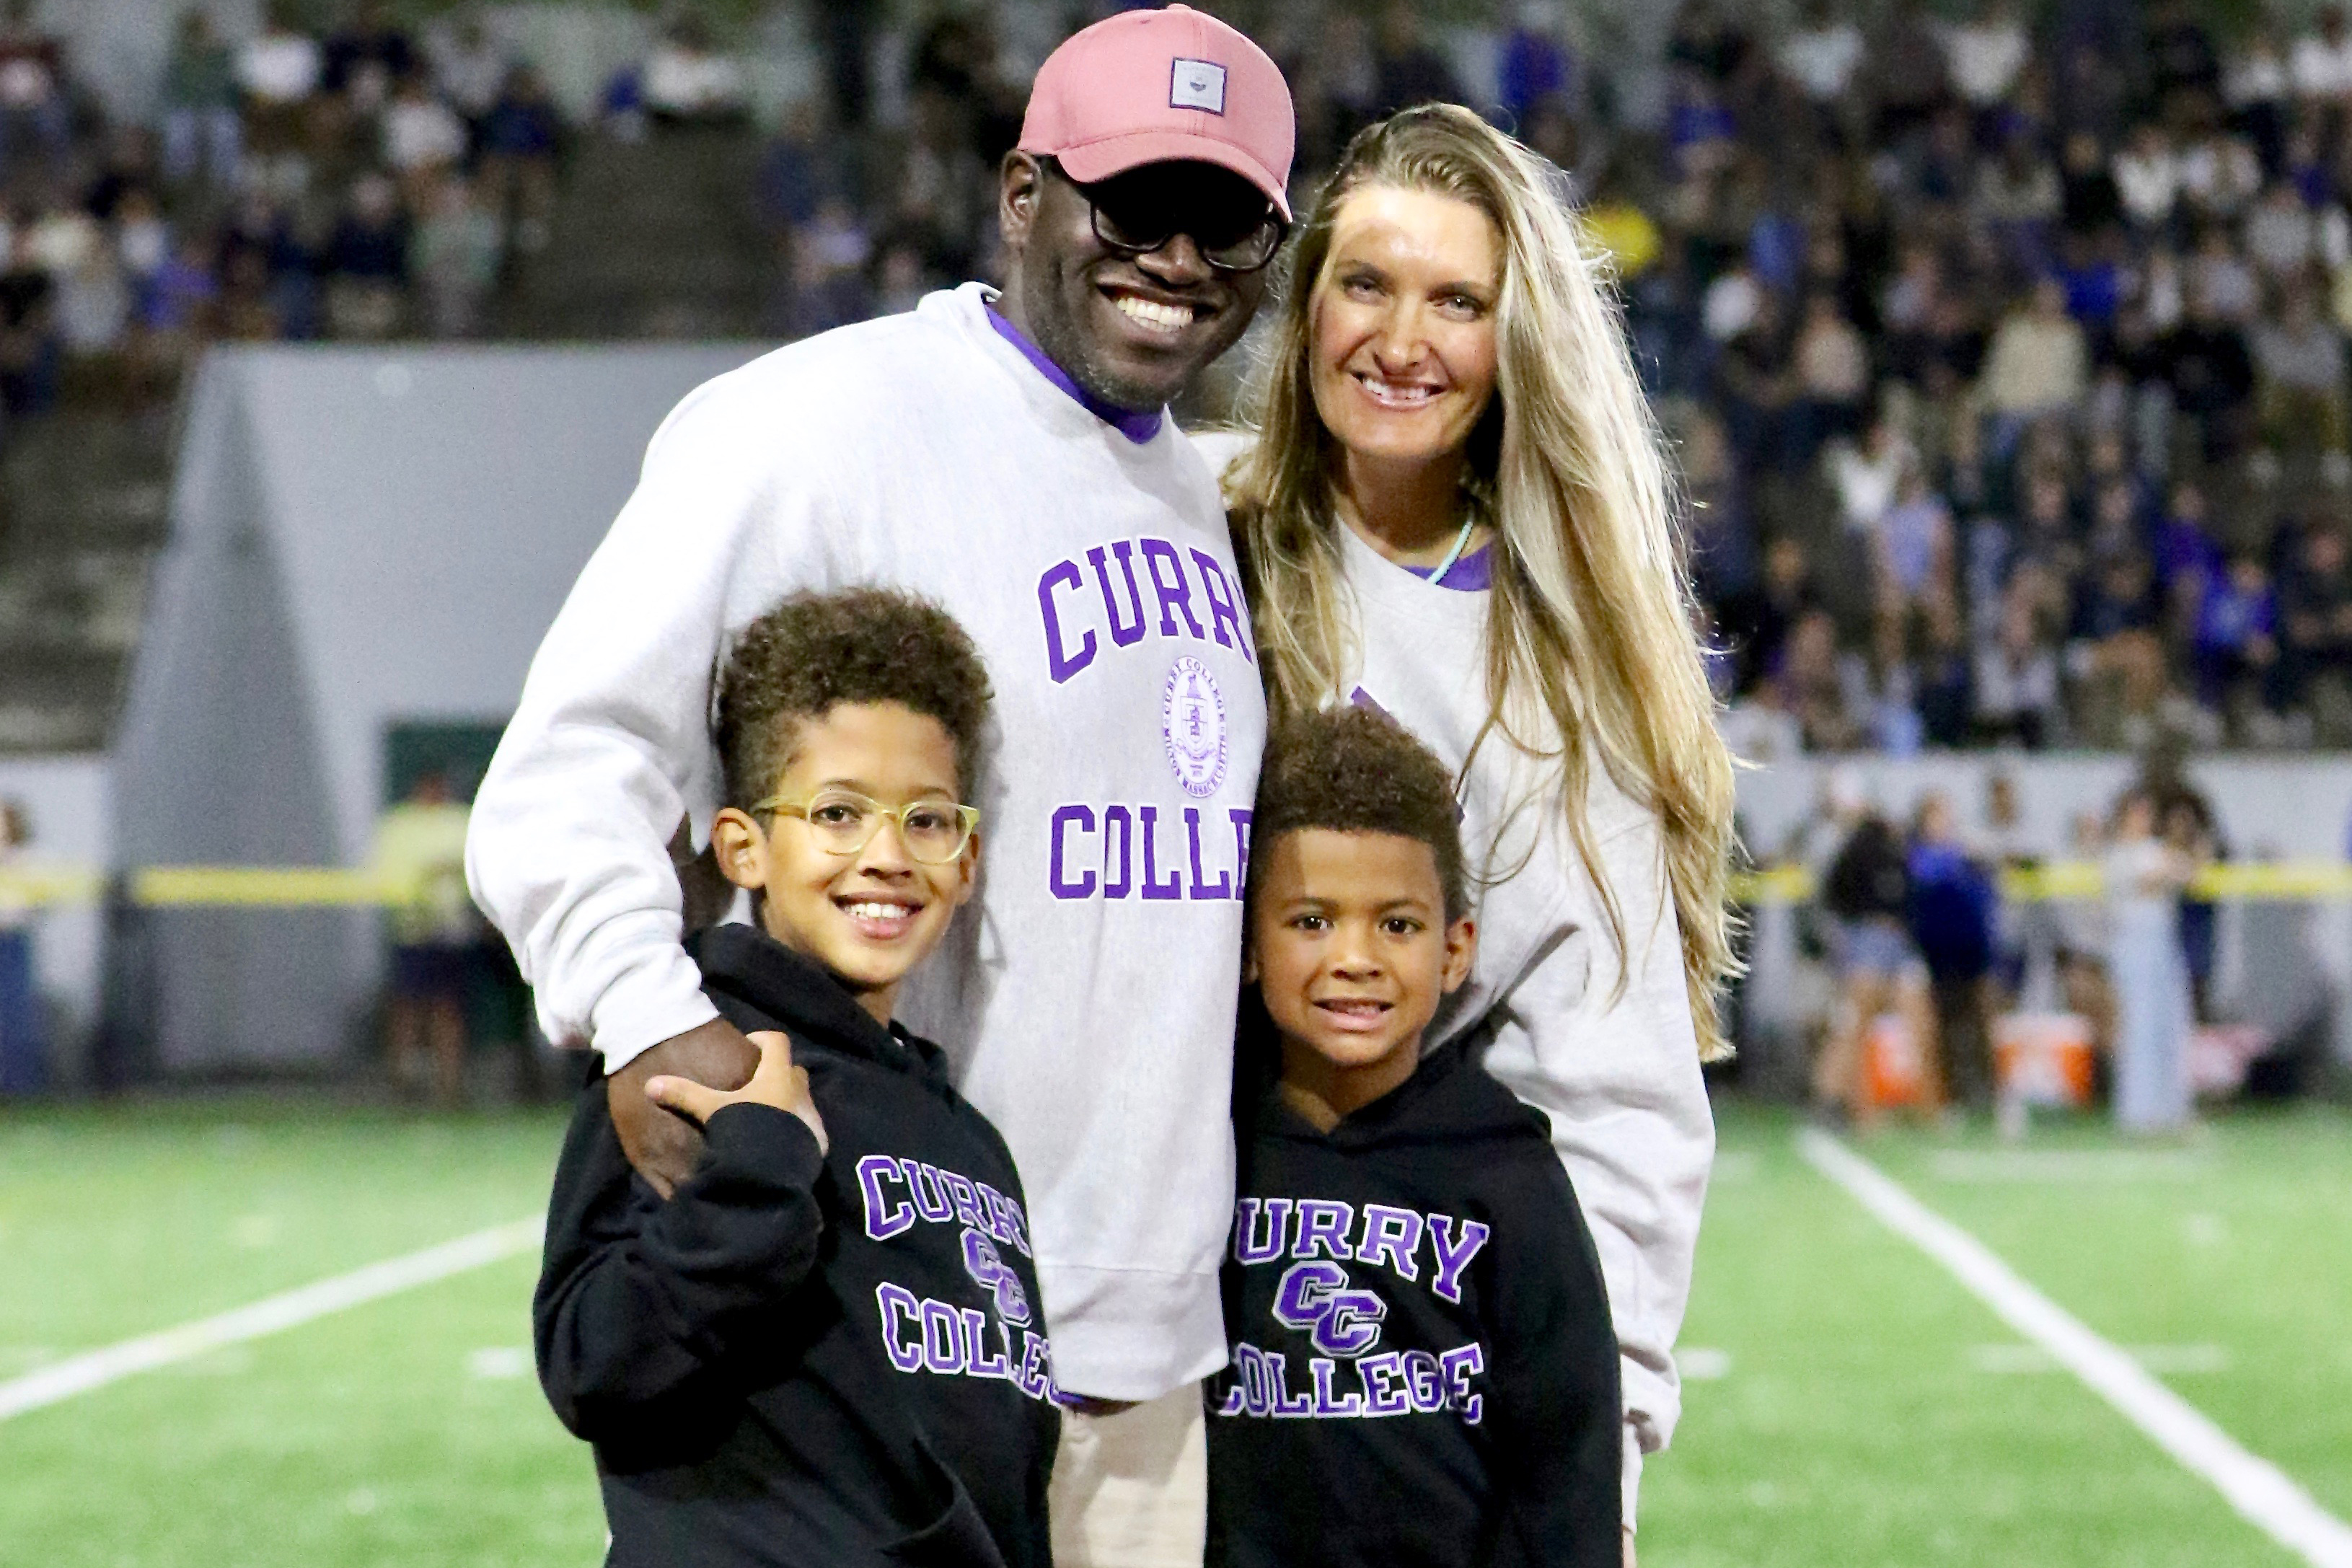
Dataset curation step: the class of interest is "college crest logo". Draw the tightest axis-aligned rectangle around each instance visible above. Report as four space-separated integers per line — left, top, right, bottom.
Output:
1162 656 1228 798
961 1227 1031 1326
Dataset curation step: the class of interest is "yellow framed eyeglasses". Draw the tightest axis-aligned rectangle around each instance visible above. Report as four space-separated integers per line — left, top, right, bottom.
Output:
751 788 979 864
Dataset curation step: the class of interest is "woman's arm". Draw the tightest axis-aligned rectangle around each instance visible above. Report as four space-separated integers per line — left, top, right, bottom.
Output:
1475 809 1713 1534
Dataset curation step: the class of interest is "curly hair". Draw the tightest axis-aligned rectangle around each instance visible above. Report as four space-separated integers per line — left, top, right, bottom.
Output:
1248 705 1467 922
713 588 993 809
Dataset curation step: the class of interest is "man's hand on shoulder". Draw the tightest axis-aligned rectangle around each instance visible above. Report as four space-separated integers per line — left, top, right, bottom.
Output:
608 1018 762 1197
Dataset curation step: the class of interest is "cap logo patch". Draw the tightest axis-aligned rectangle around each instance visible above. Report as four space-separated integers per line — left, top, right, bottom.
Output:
1171 58 1226 115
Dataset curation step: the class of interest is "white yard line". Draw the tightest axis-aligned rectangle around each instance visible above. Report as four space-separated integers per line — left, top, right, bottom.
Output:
0 1216 543 1423
1797 1129 2352 1568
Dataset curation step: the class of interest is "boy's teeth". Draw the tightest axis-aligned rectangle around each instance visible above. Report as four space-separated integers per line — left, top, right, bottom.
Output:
845 902 910 921
1114 296 1194 330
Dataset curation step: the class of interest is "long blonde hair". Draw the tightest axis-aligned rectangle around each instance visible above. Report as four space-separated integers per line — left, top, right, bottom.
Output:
1225 105 1740 1059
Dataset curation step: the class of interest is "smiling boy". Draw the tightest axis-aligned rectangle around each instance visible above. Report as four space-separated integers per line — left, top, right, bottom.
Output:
534 589 1059 1568
1205 707 1623 1568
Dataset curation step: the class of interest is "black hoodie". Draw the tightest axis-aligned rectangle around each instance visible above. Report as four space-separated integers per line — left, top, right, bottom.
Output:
1204 1032 1622 1568
534 925 1058 1568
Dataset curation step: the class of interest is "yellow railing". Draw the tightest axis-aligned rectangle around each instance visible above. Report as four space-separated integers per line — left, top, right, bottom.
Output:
1728 860 2352 904
0 867 396 909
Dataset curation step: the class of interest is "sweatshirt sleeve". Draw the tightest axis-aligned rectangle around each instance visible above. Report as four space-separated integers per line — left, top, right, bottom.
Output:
1475 806 1714 1533
1482 1166 1626 1568
464 371 850 1069
534 1095 828 1444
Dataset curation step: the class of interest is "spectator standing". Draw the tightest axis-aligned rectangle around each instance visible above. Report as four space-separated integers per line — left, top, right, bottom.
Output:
1982 278 2088 454
0 798 38 1095
1776 608 1866 752
787 195 872 338
324 172 408 340
237 6 323 160
2225 27 2292 175
478 65 561 255
2158 290 2255 462
372 770 476 1106
136 228 218 366
1975 572 2063 747
411 173 501 338
2251 285 2349 457
1789 291 1870 467
382 71 467 203
1908 790 1998 1109
2178 125 2263 225
159 10 242 189
643 17 749 128
1975 770 2039 1003
1778 0 1865 110
2195 553 2281 728
2152 477 2221 630
1497 8 1578 128
1876 457 1955 616
0 227 57 417
2244 182 2319 281
2058 131 2123 239
1942 1 2029 113
2102 789 2197 1135
0 0 65 184
2292 4 2352 108
1814 803 1939 1124
1827 417 1908 532
2069 550 2166 744
1714 289 1797 475
426 14 509 133
1722 534 1814 695
2113 123 2183 235
2278 524 2352 737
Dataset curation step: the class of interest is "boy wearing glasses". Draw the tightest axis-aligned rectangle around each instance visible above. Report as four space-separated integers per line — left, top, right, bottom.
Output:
535 589 1060 1568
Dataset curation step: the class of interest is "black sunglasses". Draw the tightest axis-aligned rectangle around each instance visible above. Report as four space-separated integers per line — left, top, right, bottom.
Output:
1043 157 1287 274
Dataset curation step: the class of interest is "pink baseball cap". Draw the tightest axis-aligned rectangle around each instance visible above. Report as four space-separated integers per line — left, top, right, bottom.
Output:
1018 5 1296 220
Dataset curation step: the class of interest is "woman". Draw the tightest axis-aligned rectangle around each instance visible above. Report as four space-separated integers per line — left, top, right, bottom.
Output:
1215 105 1736 1560
2102 790 2198 1134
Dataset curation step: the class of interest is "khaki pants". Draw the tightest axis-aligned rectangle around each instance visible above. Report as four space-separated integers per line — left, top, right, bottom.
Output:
1049 1385 1207 1568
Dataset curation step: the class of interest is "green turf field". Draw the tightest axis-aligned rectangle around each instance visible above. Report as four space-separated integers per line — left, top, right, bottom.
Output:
1 1096 2344 1567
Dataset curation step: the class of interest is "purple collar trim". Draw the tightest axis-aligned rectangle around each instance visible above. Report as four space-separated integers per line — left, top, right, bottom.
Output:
985 307 1163 444
1402 543 1493 591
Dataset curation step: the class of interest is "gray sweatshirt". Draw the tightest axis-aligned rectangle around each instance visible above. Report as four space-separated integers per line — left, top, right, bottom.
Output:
468 284 1266 1401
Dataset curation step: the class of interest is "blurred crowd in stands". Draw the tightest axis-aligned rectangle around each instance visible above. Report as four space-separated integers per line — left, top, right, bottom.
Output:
1616 1 2352 757
0 0 567 427
35 1 2352 754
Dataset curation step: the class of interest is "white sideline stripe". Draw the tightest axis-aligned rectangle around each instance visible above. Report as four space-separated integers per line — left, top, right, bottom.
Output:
0 1216 543 1423
1797 1130 2352 1568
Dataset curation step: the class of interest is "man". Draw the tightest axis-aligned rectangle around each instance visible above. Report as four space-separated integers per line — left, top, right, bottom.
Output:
466 9 1294 1564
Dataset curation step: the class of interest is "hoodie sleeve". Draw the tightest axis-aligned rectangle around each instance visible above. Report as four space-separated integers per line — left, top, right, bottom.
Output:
534 1093 827 1444
464 368 854 1070
1474 804 1714 1531
1481 1162 1624 1568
